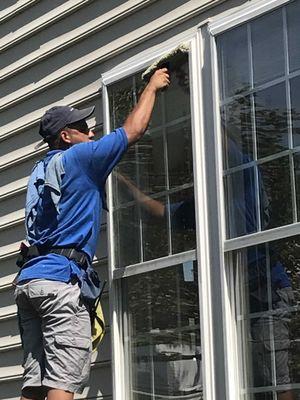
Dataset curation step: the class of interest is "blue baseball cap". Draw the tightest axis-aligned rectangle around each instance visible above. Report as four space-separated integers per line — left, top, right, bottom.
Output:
39 105 95 140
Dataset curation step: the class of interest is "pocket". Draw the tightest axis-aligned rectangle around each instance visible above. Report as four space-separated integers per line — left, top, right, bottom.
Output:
55 335 90 349
28 282 59 298
53 335 91 379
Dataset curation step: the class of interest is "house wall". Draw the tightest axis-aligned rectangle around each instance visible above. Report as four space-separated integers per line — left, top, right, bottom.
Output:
0 1 247 399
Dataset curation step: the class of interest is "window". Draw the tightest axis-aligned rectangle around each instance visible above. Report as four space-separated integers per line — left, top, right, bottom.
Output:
217 3 300 240
109 53 195 268
231 236 300 400
123 261 201 399
106 51 202 399
215 1 300 398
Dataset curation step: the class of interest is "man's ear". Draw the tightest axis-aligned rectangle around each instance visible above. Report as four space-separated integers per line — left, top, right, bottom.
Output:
60 129 72 144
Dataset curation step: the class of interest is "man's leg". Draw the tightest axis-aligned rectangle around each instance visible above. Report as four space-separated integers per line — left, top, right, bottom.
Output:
20 387 74 400
15 282 45 400
47 389 74 400
20 385 47 400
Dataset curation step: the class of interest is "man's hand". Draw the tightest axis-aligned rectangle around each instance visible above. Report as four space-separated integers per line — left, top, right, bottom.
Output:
123 68 170 145
148 68 170 91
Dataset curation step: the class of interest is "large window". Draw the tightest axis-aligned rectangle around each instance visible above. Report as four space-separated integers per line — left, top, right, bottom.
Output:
109 53 195 268
216 1 300 399
217 1 300 239
107 52 201 399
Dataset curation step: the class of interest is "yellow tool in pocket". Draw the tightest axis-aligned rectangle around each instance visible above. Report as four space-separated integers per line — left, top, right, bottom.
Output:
92 298 105 351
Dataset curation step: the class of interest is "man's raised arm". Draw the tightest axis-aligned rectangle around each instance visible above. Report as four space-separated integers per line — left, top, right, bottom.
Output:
123 68 170 145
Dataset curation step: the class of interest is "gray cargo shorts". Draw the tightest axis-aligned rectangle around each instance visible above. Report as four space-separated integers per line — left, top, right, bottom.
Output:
15 279 92 396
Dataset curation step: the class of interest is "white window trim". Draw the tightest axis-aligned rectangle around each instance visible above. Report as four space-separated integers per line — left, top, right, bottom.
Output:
101 28 197 85
208 0 291 36
102 30 216 400
190 32 217 400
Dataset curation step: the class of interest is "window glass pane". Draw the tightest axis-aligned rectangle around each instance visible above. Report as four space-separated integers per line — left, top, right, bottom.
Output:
230 236 300 398
114 205 141 267
255 83 288 159
112 147 138 208
217 6 296 237
221 97 253 169
169 188 196 254
251 10 285 86
259 156 293 229
164 53 190 123
109 53 195 266
287 0 300 73
109 76 134 128
293 152 300 219
167 120 193 188
137 130 166 195
290 76 300 148
124 262 202 399
142 196 169 261
224 167 258 238
217 25 250 99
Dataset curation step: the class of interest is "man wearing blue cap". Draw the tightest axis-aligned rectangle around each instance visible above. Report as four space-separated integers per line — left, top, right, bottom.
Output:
14 68 170 400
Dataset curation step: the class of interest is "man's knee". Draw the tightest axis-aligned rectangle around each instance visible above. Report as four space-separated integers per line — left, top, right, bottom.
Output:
21 386 47 400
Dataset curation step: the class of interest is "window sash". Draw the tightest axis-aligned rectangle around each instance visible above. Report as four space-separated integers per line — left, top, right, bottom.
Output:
102 31 217 400
208 0 291 37
208 1 300 399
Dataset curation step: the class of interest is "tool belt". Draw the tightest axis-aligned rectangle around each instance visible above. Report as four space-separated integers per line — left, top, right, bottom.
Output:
16 242 88 269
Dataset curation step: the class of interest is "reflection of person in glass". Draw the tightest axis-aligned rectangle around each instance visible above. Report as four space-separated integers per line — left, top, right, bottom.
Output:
248 247 295 400
116 133 296 399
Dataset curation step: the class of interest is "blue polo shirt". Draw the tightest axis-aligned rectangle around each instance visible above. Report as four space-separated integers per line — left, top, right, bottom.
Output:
18 127 128 283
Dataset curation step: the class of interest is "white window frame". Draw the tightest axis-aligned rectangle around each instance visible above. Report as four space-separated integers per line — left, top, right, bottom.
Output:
102 29 216 400
207 1 299 399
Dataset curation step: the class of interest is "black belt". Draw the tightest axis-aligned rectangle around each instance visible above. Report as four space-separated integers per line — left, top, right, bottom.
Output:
46 248 88 267
17 243 89 269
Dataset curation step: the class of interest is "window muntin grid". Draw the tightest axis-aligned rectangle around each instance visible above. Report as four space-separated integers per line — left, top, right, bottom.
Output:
108 54 196 268
228 235 300 399
215 1 300 399
122 260 202 399
217 0 300 240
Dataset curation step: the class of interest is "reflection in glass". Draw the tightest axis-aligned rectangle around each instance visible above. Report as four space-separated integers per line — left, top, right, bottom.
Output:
149 92 163 129
217 25 250 99
231 237 300 399
137 131 166 195
260 156 292 229
142 196 168 261
293 153 300 220
290 76 300 148
164 54 190 122
251 10 285 86
167 121 193 188
224 167 257 238
110 53 194 266
221 97 253 169
112 147 138 208
255 83 288 159
124 262 202 399
109 76 134 129
287 0 300 73
114 205 140 267
169 189 196 254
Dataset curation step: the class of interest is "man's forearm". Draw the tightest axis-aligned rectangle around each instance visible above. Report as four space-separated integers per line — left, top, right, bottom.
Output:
123 83 157 145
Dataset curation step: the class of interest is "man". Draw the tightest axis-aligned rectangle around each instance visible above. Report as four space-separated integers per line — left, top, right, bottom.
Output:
14 68 170 400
